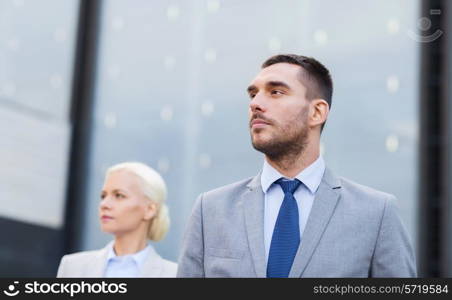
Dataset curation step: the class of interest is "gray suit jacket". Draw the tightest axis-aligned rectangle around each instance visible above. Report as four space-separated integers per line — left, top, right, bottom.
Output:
177 168 416 277
57 241 177 277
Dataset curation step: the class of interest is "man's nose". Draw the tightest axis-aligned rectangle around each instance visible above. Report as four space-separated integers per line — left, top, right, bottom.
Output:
249 92 266 113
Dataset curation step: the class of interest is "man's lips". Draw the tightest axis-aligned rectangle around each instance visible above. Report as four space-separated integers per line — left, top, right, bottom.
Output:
101 215 114 221
251 119 270 128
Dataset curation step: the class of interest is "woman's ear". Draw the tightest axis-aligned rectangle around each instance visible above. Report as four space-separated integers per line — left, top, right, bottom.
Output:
144 202 157 221
309 99 329 129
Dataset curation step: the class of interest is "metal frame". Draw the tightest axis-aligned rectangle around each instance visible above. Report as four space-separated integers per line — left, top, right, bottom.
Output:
63 0 102 254
418 0 449 277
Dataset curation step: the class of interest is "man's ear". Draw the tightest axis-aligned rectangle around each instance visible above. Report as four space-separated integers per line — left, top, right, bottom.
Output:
144 202 157 221
309 99 329 129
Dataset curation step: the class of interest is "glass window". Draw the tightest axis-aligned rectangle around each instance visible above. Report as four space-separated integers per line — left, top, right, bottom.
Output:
0 0 79 229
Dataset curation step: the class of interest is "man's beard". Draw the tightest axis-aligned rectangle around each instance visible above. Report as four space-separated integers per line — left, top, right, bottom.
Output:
250 114 309 161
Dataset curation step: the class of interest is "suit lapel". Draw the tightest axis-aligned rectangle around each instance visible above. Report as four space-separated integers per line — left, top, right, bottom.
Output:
242 173 267 278
140 247 164 277
89 242 112 277
289 168 341 277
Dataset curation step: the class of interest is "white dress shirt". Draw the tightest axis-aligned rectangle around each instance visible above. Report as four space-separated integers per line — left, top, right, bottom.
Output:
104 243 153 277
261 155 325 263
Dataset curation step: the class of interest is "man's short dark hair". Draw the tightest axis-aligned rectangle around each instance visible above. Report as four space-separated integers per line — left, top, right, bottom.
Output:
262 54 333 131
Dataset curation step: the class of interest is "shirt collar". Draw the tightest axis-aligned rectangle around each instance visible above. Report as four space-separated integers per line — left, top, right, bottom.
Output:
260 155 326 194
106 242 152 266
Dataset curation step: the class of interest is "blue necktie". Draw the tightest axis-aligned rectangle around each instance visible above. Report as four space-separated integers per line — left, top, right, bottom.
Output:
267 178 301 278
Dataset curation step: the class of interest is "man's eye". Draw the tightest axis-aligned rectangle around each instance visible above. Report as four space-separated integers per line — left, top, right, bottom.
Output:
249 93 256 99
271 90 283 95
116 193 125 198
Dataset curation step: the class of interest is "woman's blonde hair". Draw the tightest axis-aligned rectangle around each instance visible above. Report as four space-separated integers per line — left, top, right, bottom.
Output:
106 161 170 241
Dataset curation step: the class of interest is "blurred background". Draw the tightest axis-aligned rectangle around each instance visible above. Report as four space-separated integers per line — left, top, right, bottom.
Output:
0 0 450 277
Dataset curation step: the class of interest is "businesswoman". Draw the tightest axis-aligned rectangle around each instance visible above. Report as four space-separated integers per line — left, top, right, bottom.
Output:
57 162 177 277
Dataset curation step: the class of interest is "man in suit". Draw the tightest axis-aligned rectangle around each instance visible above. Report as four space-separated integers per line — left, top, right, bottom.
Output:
177 54 416 277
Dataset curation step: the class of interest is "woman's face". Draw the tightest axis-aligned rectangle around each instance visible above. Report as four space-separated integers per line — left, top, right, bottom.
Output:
99 170 155 236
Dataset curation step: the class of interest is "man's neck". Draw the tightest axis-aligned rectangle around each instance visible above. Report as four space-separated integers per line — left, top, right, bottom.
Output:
265 143 320 178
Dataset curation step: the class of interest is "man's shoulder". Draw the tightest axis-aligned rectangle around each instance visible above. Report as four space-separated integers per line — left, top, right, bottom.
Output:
203 175 256 196
338 176 396 207
201 175 257 202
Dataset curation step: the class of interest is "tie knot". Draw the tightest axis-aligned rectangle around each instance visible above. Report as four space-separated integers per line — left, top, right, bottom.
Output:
276 178 301 195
